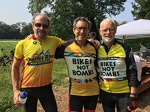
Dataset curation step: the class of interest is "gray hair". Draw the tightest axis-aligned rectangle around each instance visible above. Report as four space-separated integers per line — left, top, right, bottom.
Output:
31 13 50 26
100 18 117 29
73 17 91 30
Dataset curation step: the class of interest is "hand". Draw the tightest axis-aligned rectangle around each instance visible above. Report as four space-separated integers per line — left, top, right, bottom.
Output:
127 97 138 111
13 90 22 107
89 39 100 49
94 40 100 49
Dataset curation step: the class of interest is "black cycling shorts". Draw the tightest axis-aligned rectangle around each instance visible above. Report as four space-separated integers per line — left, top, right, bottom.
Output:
69 95 98 112
21 83 57 112
100 89 130 112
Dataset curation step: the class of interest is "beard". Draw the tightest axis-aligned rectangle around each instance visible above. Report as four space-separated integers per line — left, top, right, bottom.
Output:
35 30 47 39
102 35 114 43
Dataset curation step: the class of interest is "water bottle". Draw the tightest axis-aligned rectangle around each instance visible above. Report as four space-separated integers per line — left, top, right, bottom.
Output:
19 91 28 104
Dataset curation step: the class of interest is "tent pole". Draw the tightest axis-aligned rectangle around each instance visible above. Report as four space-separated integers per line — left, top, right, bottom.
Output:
123 36 125 43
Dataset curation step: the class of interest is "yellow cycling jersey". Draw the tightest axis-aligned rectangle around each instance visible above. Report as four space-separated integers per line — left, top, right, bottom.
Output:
55 39 100 96
98 40 135 93
14 34 63 88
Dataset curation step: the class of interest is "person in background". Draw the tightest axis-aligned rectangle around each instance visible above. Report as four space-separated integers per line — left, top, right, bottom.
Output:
0 48 5 66
11 13 64 112
88 32 96 41
10 48 15 61
88 32 100 48
97 18 139 112
0 48 7 67
139 42 147 57
55 17 100 112
133 52 142 83
0 48 5 56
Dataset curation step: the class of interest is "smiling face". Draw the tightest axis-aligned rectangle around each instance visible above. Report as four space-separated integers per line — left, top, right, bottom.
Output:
99 19 117 45
73 17 90 46
32 14 50 41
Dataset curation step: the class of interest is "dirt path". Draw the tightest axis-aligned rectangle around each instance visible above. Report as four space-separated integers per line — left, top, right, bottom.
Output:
37 87 150 112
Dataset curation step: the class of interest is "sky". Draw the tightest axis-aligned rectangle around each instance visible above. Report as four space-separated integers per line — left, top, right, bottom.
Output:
0 0 32 25
0 0 134 25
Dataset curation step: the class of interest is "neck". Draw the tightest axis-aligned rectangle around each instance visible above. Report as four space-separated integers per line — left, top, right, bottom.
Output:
38 37 45 42
33 34 46 42
76 40 86 47
104 40 114 48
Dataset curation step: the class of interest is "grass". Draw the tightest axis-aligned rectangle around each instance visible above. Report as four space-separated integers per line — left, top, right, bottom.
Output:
0 41 68 111
53 59 68 87
1 41 150 111
0 41 17 54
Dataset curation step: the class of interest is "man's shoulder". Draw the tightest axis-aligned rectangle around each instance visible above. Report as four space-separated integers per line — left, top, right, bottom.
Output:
47 36 60 39
116 40 130 49
47 36 63 42
17 38 28 44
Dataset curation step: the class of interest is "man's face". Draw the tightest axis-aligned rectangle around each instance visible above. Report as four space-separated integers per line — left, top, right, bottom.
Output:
73 20 90 42
32 15 50 39
99 20 116 43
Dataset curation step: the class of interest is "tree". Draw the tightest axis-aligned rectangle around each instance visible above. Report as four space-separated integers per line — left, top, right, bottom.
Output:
10 23 21 39
28 0 126 40
0 21 33 39
132 0 150 20
20 23 33 38
11 22 33 39
0 21 10 39
0 21 20 39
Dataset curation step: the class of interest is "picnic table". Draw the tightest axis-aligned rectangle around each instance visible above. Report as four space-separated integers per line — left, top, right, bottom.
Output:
138 61 150 94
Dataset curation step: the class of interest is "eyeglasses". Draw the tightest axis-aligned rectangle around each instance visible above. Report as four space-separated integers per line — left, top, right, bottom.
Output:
34 23 49 29
75 27 89 31
102 28 115 32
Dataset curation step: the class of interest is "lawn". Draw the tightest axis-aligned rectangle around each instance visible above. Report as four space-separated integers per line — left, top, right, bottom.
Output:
0 41 68 111
1 41 150 112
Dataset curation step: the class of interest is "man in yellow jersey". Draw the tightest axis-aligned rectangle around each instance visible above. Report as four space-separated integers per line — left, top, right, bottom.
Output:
55 17 100 112
97 19 139 112
11 13 63 112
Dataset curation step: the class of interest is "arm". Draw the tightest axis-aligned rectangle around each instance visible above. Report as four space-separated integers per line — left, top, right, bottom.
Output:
130 86 138 95
55 40 74 59
126 48 139 111
127 86 138 111
11 58 22 107
55 42 66 59
88 39 100 49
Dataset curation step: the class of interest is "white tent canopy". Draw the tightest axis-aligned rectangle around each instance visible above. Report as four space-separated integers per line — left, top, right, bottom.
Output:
115 19 150 40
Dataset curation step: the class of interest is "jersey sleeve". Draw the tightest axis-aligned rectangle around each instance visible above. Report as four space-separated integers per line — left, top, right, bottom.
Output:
14 40 24 60
125 45 139 87
55 39 74 59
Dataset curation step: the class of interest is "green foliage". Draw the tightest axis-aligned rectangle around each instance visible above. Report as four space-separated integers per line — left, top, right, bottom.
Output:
52 59 68 87
0 22 33 39
28 0 127 40
124 38 150 52
28 0 53 15
132 0 150 20
21 23 33 38
0 41 68 111
0 22 21 39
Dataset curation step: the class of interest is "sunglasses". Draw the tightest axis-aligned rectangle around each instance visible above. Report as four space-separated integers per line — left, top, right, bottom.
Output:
34 23 49 29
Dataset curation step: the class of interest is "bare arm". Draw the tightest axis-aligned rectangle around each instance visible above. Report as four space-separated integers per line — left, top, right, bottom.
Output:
130 86 138 95
11 58 22 107
88 39 100 49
